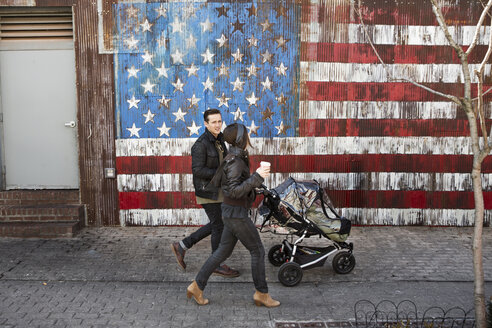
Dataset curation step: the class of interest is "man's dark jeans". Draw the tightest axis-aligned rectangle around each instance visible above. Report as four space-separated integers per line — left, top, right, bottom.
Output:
195 213 268 293
182 203 223 253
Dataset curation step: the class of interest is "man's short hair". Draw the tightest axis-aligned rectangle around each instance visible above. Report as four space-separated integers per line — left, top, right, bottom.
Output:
204 108 221 122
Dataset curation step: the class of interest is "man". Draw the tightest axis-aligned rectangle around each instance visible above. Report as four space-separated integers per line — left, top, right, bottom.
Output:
171 109 239 278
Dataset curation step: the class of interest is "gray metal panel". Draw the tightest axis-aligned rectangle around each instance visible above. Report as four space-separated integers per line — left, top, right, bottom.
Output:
0 48 78 189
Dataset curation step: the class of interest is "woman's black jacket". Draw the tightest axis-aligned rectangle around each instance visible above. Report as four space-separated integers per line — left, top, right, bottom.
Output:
221 146 264 209
191 129 227 200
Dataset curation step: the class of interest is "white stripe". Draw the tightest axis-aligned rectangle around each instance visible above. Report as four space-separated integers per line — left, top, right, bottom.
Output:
120 208 490 226
117 137 476 156
300 101 492 119
341 208 489 226
118 172 492 192
299 62 492 83
301 23 491 45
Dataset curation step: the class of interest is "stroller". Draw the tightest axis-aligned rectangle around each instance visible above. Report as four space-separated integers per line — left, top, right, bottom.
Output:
257 177 355 286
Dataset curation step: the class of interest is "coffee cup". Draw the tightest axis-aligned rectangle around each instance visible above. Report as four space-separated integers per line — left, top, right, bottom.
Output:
260 161 271 170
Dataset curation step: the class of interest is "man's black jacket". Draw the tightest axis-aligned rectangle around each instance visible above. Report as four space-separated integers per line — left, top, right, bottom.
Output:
191 128 228 200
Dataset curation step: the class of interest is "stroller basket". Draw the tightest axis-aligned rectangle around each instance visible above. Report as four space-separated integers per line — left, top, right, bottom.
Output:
258 177 351 242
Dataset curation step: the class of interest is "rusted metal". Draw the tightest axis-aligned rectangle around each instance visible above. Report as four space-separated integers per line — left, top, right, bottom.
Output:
73 0 119 226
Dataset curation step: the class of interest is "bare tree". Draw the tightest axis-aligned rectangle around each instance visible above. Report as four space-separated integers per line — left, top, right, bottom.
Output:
354 0 492 326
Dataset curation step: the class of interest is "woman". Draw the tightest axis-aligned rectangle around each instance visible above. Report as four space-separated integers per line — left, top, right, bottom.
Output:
186 123 280 307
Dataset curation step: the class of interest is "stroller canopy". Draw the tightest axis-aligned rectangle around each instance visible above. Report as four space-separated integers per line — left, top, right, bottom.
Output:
258 177 351 242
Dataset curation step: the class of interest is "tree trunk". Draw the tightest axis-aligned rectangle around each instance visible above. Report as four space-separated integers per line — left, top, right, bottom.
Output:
468 109 487 328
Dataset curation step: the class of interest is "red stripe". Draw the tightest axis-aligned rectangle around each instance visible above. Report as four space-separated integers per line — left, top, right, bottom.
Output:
119 191 492 210
117 155 492 174
117 156 191 174
299 119 492 137
300 43 490 64
349 3 487 26
302 82 492 102
301 3 487 25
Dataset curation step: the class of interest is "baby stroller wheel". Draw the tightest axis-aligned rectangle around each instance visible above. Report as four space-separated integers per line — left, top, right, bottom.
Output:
278 262 303 287
268 244 287 267
332 251 355 274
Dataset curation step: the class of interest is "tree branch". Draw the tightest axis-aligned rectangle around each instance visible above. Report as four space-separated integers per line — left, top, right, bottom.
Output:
430 0 466 57
355 0 461 105
466 0 492 55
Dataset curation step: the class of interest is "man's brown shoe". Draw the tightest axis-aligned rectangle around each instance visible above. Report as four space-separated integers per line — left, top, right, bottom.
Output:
171 242 186 270
213 264 240 278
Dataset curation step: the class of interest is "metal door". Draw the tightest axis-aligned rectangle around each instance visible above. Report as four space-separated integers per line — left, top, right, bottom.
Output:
0 48 78 189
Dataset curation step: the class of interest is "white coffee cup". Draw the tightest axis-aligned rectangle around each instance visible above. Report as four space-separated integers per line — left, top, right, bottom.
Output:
260 161 271 170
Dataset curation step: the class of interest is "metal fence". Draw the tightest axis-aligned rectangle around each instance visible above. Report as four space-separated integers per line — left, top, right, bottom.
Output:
354 300 475 328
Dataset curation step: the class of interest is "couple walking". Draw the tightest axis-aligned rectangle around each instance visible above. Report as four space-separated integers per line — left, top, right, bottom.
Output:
171 109 280 308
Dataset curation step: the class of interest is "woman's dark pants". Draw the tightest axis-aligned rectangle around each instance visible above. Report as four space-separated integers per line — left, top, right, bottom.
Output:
195 212 268 293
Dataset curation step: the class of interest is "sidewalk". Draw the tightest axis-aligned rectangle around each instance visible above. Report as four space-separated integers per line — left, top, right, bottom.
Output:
0 226 491 328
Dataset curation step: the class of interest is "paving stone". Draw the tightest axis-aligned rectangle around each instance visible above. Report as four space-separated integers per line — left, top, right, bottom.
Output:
0 227 491 327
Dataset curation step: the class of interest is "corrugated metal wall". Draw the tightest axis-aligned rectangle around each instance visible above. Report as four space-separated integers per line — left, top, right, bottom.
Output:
2 0 490 226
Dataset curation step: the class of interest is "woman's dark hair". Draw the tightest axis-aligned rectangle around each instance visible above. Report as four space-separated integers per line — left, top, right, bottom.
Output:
204 108 221 123
223 123 251 149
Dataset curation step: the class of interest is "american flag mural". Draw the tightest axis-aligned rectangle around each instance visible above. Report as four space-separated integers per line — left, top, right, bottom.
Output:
114 0 492 226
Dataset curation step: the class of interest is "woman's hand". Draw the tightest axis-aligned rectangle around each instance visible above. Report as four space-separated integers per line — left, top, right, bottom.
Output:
256 166 270 179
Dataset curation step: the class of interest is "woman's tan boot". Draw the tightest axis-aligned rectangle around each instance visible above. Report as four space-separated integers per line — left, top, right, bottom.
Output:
253 290 280 307
186 281 209 305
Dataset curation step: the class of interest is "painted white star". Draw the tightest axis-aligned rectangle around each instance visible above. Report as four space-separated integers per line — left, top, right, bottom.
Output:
186 33 197 49
200 18 214 33
172 78 185 93
126 65 140 79
246 92 260 107
275 62 288 76
261 49 273 64
246 62 260 77
127 95 141 109
231 107 245 121
157 34 167 49
216 93 231 108
187 93 201 108
172 107 187 122
260 18 273 32
275 35 289 50
182 4 197 18
127 123 141 138
170 17 185 33
202 77 214 92
275 121 288 135
247 34 259 48
201 48 215 64
276 92 287 106
126 5 139 19
124 35 139 49
157 95 171 108
157 121 171 137
247 120 259 136
230 77 245 92
141 51 154 65
155 4 167 18
140 19 153 32
216 34 228 47
171 49 185 65
141 79 156 94
155 63 169 78
261 76 273 92
231 48 244 63
216 62 229 77
187 120 201 136
142 109 156 124
185 63 200 77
